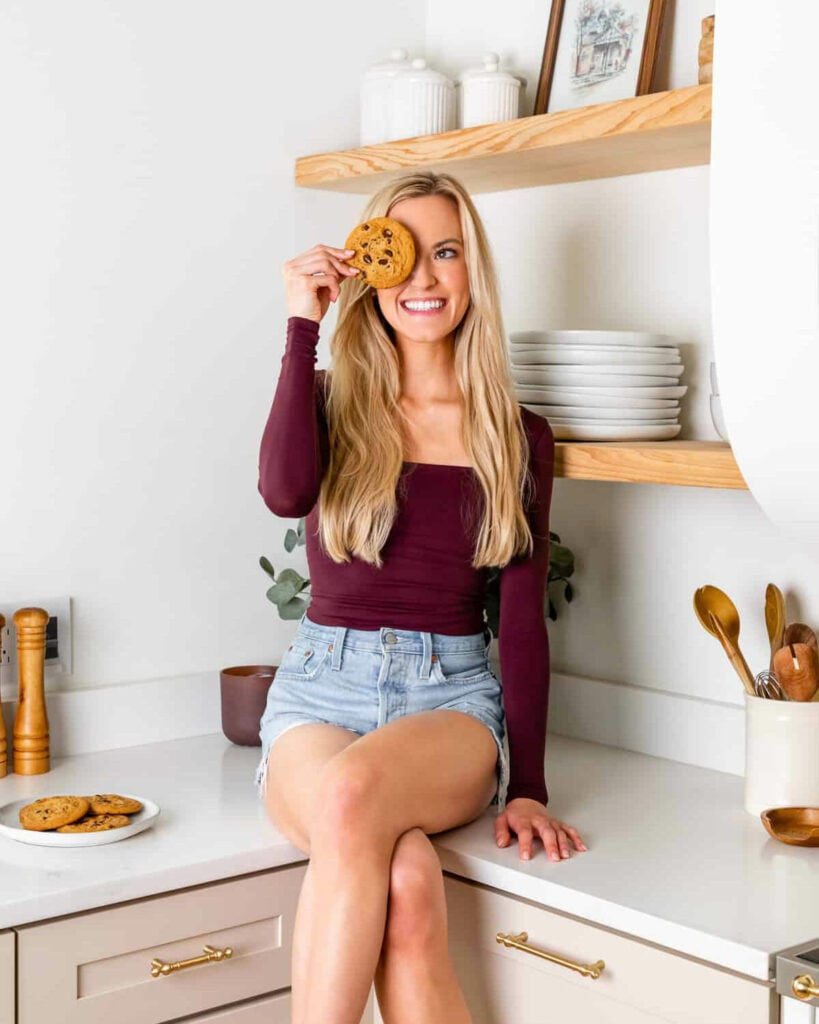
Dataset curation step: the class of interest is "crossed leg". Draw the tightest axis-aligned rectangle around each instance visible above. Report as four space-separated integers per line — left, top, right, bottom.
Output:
263 708 498 1024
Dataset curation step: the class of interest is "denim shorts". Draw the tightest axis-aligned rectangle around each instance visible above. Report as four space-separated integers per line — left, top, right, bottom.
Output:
255 609 509 809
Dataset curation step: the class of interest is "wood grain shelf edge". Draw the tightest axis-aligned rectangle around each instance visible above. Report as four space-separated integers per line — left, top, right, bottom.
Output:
554 441 748 489
295 84 712 194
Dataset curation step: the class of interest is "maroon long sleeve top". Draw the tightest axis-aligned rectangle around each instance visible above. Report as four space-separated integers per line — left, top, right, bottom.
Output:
258 316 555 806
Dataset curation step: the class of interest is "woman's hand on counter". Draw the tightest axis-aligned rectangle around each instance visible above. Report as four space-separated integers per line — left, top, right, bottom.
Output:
494 799 588 862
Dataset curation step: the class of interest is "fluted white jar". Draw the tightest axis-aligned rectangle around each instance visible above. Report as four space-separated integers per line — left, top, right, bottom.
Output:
360 48 413 146
744 691 819 816
457 52 526 128
389 58 455 141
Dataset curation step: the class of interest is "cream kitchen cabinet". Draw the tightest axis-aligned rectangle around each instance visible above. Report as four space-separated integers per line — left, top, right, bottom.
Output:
376 874 776 1024
0 931 13 1024
443 876 776 1024
13 865 306 1024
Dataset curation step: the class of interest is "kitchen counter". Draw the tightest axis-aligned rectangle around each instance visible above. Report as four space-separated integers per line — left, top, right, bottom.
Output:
0 732 815 983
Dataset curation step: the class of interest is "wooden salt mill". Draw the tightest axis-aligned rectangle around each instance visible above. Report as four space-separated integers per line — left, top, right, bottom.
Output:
13 607 50 774
0 614 7 778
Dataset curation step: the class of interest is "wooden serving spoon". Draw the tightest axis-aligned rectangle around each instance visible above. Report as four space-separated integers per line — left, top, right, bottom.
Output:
782 622 818 654
764 584 786 671
693 586 756 695
772 642 819 702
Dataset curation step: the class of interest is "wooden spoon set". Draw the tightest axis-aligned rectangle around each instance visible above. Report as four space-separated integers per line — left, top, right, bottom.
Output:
693 583 819 701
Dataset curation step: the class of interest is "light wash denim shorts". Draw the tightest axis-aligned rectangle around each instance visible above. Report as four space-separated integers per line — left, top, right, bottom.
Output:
255 609 509 808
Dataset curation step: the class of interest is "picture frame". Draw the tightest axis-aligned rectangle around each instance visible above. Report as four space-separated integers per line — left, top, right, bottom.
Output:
534 0 667 115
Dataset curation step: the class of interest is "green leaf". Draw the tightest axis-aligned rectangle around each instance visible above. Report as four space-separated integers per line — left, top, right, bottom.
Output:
280 597 310 620
259 555 276 580
284 528 298 553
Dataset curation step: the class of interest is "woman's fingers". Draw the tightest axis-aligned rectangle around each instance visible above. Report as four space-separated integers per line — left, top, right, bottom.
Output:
516 824 534 860
564 825 588 852
494 812 512 847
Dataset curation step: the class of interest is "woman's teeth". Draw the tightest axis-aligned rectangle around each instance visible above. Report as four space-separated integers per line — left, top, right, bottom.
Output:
401 300 446 314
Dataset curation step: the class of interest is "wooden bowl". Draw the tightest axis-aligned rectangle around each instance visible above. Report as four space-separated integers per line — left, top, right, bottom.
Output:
760 807 819 846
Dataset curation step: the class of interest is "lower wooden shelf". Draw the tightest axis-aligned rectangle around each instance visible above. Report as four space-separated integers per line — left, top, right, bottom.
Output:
554 441 747 489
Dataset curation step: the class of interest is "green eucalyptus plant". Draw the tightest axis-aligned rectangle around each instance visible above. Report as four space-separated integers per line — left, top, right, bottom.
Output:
260 518 575 635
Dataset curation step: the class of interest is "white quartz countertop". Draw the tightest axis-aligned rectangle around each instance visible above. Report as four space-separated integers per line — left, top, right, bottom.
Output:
0 732 816 982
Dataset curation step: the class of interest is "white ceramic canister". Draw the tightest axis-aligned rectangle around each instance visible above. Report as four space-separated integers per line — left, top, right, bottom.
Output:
744 691 819 816
360 48 413 146
389 57 455 141
457 52 526 129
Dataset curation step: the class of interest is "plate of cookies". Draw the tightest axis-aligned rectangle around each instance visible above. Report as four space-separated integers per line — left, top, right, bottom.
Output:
0 792 160 847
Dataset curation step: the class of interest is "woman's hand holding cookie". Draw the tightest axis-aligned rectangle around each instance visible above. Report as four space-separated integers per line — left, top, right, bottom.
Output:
282 244 360 324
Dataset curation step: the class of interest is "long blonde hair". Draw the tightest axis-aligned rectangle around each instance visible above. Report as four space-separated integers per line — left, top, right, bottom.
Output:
318 171 536 569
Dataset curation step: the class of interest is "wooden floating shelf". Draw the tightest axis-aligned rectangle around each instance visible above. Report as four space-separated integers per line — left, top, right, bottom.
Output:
554 441 748 489
295 84 711 194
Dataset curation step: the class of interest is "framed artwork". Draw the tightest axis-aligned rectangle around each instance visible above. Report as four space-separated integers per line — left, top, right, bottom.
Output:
534 0 667 114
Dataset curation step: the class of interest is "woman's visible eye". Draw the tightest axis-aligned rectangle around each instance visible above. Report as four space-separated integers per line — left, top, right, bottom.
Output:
434 247 458 259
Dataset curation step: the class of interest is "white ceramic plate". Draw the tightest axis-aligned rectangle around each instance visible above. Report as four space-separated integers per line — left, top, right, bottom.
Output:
523 403 680 422
547 422 683 441
515 387 680 408
516 383 688 400
513 369 683 388
509 346 681 365
509 330 676 347
0 794 161 848
512 362 684 378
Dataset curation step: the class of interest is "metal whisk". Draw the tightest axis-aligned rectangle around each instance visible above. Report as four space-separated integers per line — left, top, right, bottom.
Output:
754 670 786 700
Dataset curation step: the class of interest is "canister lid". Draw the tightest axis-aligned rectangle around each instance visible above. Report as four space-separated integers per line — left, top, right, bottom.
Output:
397 57 454 85
457 52 526 88
363 47 413 78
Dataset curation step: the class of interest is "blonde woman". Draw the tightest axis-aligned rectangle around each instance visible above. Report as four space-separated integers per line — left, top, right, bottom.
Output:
256 170 587 1024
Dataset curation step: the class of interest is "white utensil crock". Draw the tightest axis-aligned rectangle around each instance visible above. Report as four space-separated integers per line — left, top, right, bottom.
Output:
744 691 819 816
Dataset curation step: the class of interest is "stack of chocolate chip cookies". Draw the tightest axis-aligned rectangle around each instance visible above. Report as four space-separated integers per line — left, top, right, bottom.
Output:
18 793 143 833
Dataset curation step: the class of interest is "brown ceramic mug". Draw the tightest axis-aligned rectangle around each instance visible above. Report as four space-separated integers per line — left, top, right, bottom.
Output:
220 665 276 746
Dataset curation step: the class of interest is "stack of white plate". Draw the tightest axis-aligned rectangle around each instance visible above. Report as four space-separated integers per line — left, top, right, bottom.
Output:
509 330 687 441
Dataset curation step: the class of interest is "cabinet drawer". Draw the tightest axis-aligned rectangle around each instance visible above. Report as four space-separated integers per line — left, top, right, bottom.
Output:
0 931 13 1024
16 864 306 1024
188 990 291 1021
444 877 774 1024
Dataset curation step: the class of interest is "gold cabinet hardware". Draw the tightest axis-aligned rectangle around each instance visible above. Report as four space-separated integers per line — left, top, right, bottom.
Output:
793 974 819 1000
151 944 233 978
496 931 605 979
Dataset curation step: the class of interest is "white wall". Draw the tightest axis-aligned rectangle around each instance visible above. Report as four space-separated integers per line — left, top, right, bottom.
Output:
0 1 424 691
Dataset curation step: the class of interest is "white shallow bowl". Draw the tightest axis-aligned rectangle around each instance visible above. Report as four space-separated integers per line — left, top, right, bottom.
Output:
547 422 682 441
509 346 680 365
510 330 676 347
525 403 680 422
513 369 683 388
516 382 688 400
512 362 684 378
0 794 161 848
710 394 728 440
514 387 681 409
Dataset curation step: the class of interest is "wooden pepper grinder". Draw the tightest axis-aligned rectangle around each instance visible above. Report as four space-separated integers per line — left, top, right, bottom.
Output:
698 15 714 85
0 613 7 778
13 607 50 774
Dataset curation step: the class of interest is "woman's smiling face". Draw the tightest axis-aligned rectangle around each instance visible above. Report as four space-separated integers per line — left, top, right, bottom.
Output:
374 194 471 345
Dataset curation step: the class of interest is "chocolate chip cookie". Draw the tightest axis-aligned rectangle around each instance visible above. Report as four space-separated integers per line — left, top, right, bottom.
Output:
56 813 131 833
344 217 415 289
19 795 90 831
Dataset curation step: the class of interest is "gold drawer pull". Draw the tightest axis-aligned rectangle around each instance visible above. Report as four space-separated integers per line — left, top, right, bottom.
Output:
151 944 234 978
496 931 605 979
793 974 819 1000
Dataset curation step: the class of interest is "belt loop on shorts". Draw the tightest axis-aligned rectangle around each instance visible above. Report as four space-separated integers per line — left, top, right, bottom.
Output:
331 625 346 670
299 609 307 627
419 630 432 679
483 624 493 655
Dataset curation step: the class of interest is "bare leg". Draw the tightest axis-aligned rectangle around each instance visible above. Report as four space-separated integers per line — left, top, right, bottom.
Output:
374 827 473 1024
263 710 496 1024
263 722 360 1024
300 709 497 1024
